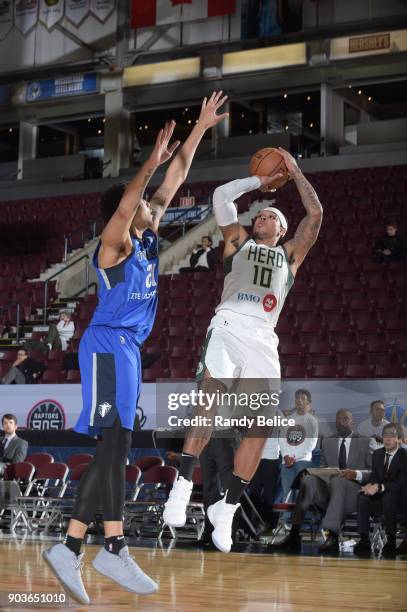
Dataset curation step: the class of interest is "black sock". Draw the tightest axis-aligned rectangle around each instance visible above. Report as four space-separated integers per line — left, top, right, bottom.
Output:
64 535 83 556
225 473 250 505
179 453 196 481
290 524 300 538
104 535 126 555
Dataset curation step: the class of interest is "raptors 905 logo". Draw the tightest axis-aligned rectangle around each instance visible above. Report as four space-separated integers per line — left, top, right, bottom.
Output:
27 399 66 430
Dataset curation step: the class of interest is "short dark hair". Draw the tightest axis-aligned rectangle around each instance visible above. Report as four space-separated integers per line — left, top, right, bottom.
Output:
382 423 399 437
100 183 127 225
386 221 397 229
295 389 312 403
370 400 384 411
202 236 213 245
2 413 17 425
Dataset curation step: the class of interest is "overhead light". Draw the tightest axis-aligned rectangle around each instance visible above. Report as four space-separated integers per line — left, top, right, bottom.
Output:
358 90 362 95
307 95 311 101
88 118 91 123
348 85 352 89
309 122 314 128
283 93 288 99
97 129 102 135
368 96 372 102
241 113 245 118
298 154 303 158
102 118 106 123
185 107 188 111
9 128 13 133
144 124 148 129
249 129 253 134
285 125 289 130
139 126 142 130
187 119 192 124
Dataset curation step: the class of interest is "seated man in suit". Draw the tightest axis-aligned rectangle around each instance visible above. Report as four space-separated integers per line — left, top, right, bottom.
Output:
271 408 371 553
354 423 407 557
0 413 28 477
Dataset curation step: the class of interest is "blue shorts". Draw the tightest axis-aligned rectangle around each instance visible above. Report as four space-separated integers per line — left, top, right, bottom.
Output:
74 326 141 437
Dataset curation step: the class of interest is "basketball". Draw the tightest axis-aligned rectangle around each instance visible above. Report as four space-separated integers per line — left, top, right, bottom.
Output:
249 148 289 190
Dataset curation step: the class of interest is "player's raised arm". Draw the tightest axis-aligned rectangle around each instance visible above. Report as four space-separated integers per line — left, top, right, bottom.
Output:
100 121 179 257
276 147 323 274
149 91 229 233
213 173 284 258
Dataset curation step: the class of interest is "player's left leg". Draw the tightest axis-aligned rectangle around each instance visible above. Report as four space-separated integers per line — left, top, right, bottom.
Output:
207 432 270 553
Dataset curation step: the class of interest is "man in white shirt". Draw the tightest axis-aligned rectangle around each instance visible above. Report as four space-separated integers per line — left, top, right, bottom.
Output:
357 400 389 453
0 413 28 477
279 389 318 501
45 311 75 351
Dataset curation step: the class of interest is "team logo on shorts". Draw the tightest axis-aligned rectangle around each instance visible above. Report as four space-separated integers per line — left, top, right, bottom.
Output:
119 335 125 345
263 293 277 312
286 425 306 446
27 399 65 430
196 362 204 375
98 402 112 418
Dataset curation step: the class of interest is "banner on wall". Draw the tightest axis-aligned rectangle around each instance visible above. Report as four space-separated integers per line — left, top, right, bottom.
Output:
26 72 98 102
0 380 406 432
65 0 90 26
131 0 235 29
0 0 13 41
14 0 39 35
90 0 115 23
39 0 65 30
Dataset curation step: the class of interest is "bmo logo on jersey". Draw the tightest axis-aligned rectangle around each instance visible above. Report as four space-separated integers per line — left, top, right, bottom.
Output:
27 399 66 430
237 292 260 303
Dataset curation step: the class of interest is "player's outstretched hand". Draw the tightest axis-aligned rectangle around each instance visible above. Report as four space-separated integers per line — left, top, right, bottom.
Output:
197 91 229 130
149 120 181 167
272 147 301 179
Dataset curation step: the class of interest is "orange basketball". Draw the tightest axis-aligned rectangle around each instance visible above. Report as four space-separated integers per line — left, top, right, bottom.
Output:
249 148 289 190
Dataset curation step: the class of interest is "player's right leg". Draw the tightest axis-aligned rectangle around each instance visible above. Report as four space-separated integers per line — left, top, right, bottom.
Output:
163 370 224 527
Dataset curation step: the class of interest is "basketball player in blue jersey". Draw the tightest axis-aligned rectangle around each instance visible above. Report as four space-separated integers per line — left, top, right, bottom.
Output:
43 91 229 604
163 147 323 553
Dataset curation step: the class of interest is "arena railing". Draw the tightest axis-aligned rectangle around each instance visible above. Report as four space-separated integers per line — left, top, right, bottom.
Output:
43 254 90 324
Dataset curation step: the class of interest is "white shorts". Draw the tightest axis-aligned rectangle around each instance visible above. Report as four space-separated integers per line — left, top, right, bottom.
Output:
196 309 281 381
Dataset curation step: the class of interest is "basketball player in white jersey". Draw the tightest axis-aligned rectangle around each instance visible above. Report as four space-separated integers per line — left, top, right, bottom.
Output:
163 147 323 552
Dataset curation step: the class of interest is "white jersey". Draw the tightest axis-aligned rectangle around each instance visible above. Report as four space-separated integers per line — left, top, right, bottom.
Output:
215 238 294 327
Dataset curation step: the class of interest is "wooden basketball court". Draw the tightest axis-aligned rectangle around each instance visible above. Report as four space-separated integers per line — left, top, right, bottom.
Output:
0 537 406 611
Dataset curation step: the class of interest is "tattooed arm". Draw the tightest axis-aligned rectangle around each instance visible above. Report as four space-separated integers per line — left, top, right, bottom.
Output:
150 91 228 234
274 147 323 275
99 122 179 267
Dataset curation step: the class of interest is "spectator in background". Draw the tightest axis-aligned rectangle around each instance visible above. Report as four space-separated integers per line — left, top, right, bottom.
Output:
278 389 318 502
272 409 371 553
179 236 218 273
45 311 75 351
358 400 390 453
0 413 28 477
354 423 407 557
250 424 282 531
1 348 45 384
373 222 405 263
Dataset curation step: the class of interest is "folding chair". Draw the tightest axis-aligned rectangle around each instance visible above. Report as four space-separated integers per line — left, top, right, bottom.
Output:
1 462 35 530
66 453 94 470
134 456 164 472
26 453 54 469
124 465 178 539
14 463 69 533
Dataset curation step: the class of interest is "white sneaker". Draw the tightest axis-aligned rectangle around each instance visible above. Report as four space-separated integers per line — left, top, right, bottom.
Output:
207 497 239 553
162 476 193 527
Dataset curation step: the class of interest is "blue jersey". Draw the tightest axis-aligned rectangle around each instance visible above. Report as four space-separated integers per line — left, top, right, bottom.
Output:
90 229 158 344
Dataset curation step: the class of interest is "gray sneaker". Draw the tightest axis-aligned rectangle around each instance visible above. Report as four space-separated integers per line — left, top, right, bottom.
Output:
43 543 90 605
92 546 158 595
